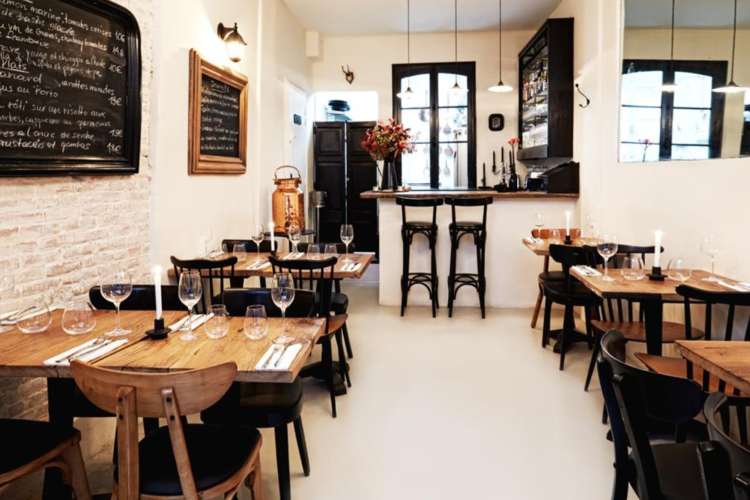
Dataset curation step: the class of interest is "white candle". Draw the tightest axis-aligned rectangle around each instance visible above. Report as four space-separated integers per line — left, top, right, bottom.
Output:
565 211 572 237
152 265 163 320
654 230 663 268
269 221 275 252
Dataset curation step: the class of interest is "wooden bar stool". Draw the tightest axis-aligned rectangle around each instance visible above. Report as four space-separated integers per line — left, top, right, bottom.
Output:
396 196 443 318
446 197 493 318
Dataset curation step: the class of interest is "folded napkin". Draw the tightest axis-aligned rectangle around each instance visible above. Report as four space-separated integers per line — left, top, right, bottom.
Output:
168 314 213 332
249 260 271 270
572 265 602 277
284 252 304 261
718 280 750 293
255 343 303 371
343 262 362 272
44 338 128 366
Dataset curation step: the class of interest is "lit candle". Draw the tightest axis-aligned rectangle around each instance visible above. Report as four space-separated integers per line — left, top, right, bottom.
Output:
152 265 163 320
565 211 572 238
654 230 663 268
269 221 275 252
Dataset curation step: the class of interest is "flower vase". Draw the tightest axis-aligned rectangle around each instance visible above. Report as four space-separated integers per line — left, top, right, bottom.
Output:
380 159 397 191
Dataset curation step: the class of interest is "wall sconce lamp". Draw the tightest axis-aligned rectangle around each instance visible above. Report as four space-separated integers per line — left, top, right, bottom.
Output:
217 22 247 63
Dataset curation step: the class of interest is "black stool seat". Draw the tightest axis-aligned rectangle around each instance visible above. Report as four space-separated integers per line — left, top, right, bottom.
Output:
404 221 437 231
0 419 77 475
123 424 260 497
450 221 483 230
543 281 598 305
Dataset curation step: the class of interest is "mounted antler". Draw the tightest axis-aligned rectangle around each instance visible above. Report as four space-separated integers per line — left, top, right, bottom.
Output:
341 65 354 85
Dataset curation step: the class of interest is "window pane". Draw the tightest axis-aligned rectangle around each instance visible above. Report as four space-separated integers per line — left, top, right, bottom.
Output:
620 107 661 143
672 109 710 145
401 109 431 143
673 72 713 108
439 107 468 141
438 142 468 188
401 143 430 187
522 121 548 148
399 73 430 108
672 145 709 160
620 143 659 162
438 73 468 107
621 71 663 106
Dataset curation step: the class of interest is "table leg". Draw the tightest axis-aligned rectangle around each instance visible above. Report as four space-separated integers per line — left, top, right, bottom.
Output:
43 378 75 500
642 297 664 356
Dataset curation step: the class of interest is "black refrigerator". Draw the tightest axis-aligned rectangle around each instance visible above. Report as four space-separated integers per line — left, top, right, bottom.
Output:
313 121 378 257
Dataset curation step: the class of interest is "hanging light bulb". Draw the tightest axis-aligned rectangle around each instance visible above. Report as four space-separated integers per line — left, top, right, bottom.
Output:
660 0 678 92
217 22 247 63
714 0 748 93
488 0 513 93
398 0 415 101
449 0 468 96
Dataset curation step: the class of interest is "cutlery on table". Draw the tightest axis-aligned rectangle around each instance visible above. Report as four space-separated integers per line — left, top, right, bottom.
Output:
63 338 112 363
0 306 36 324
263 345 282 369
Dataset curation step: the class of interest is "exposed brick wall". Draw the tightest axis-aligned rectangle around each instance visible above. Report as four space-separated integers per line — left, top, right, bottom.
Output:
0 0 154 420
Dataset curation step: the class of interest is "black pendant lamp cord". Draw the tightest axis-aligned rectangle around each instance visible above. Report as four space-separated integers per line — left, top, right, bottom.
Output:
407 0 411 64
731 0 738 81
670 0 675 61
454 0 458 63
498 0 503 81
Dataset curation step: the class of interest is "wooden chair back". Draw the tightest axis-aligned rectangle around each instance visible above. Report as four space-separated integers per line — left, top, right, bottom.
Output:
170 256 237 312
269 256 336 330
223 288 316 318
445 196 492 229
548 244 594 292
70 361 237 500
89 285 184 312
396 196 443 226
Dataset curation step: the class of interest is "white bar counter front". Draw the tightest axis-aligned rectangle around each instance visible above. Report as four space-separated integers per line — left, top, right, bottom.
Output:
361 190 579 309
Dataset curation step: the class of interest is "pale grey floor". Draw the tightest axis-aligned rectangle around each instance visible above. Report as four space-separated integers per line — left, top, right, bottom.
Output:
5 277 622 499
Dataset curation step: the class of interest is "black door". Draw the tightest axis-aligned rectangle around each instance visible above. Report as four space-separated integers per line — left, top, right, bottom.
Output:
313 121 379 256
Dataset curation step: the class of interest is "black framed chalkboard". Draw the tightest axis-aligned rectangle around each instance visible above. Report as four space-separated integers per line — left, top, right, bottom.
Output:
0 0 142 177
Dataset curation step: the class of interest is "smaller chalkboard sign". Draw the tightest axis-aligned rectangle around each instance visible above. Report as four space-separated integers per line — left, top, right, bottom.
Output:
189 50 247 175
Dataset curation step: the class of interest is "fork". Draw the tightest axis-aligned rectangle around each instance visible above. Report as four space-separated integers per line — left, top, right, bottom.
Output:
63 338 110 363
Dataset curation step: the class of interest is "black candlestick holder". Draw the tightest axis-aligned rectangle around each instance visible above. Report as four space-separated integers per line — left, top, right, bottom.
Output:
648 266 665 281
146 317 169 340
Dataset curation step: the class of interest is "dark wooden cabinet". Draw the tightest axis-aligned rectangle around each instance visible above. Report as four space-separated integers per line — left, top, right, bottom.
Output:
313 121 379 255
518 18 574 162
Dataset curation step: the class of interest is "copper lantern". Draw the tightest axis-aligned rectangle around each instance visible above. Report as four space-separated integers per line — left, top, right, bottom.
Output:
272 165 305 232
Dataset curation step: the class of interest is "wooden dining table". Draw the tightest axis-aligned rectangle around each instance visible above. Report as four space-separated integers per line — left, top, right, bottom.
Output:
677 340 750 394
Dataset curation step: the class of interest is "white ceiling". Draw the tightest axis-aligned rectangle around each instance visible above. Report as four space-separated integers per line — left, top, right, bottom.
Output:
283 0 563 35
626 0 750 28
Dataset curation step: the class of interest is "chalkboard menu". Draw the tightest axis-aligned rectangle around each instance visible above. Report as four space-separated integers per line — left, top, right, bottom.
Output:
200 74 241 158
189 50 247 175
0 0 141 176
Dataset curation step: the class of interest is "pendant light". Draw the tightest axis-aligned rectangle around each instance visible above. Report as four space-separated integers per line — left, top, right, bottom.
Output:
449 0 468 96
714 0 748 93
397 0 415 100
488 0 513 93
661 0 679 92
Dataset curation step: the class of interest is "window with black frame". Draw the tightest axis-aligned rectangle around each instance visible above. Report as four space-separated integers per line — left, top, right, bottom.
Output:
619 60 726 162
392 62 476 189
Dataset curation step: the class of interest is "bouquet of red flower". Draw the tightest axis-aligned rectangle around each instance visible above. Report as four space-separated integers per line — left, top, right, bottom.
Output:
361 119 413 162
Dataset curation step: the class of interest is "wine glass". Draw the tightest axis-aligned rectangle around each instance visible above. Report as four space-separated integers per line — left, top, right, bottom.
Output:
251 224 265 262
597 235 619 282
307 244 321 260
178 270 203 341
232 243 248 264
62 301 96 335
533 213 544 243
340 224 354 262
205 304 229 340
0 276 15 333
620 255 645 281
324 244 339 256
244 305 268 340
100 270 133 337
271 273 295 333
288 223 302 254
667 258 693 283
700 235 720 282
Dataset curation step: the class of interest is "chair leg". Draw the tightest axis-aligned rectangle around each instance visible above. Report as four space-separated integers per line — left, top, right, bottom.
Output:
322 338 337 418
293 417 311 477
274 425 291 500
611 463 629 500
431 234 438 318
560 304 574 371
61 442 92 500
602 403 608 425
246 457 263 500
342 323 353 359
448 232 457 318
542 294 552 348
531 284 543 328
478 237 486 320
401 230 410 317
584 333 601 392
334 330 351 388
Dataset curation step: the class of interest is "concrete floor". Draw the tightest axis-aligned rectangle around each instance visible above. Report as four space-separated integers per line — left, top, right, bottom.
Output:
5 278 623 499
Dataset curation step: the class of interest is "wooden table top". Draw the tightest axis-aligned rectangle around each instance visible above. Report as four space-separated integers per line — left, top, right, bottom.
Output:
677 340 750 395
361 190 579 200
571 268 736 300
0 310 324 383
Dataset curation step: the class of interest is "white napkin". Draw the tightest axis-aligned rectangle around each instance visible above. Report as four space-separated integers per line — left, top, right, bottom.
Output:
284 253 304 261
343 262 362 272
191 313 214 330
572 265 602 277
44 339 128 366
249 261 271 270
255 343 303 370
168 314 213 332
718 280 750 292
169 315 190 332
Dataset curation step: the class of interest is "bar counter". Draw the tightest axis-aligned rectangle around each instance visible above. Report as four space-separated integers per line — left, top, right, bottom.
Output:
363 190 579 309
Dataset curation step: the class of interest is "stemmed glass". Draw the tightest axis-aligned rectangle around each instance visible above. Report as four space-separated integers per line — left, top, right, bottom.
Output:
340 224 354 262
597 235 619 282
244 305 268 340
271 273 295 333
251 224 265 262
0 276 14 333
178 270 203 341
533 213 544 243
288 223 302 254
700 235 720 282
667 258 693 283
100 271 133 337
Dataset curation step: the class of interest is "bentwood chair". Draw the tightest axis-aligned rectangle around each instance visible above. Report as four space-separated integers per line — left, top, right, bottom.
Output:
170 256 237 311
636 285 750 394
204 288 316 500
598 331 707 500
529 227 581 329
698 394 750 500
0 419 90 498
71 361 263 500
270 256 346 417
583 245 702 391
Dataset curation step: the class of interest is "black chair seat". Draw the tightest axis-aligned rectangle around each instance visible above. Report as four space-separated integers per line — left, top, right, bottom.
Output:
0 419 77 475
332 292 348 314
543 281 598 305
449 221 482 231
121 424 260 496
634 443 704 500
539 270 565 282
202 379 304 428
404 221 437 232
